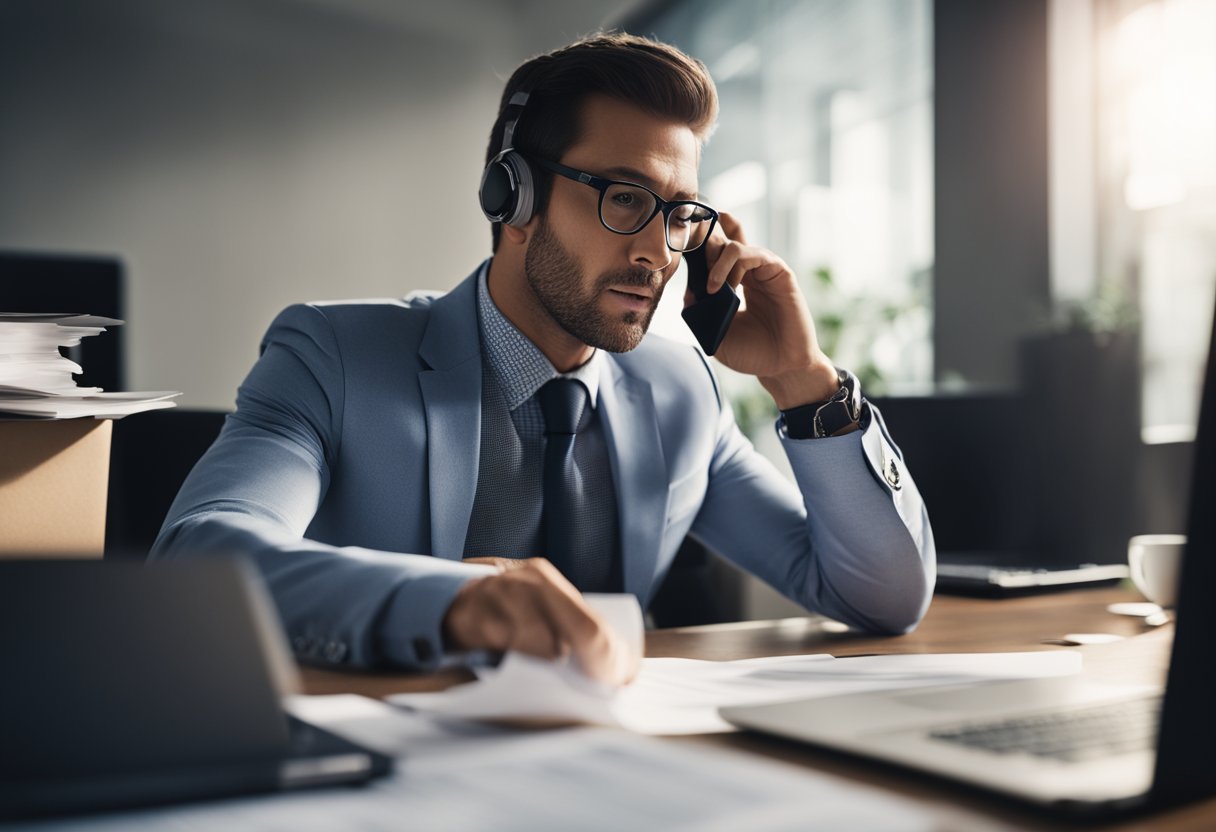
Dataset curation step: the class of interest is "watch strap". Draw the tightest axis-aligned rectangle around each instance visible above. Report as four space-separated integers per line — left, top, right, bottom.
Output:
781 368 864 439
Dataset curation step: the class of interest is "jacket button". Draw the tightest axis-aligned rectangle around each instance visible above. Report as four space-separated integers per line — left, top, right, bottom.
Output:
412 637 435 663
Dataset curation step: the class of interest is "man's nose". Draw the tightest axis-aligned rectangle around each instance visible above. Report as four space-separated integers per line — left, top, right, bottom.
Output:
628 213 672 272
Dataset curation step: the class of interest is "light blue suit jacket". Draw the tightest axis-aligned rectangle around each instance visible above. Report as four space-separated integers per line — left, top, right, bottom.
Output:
151 263 935 670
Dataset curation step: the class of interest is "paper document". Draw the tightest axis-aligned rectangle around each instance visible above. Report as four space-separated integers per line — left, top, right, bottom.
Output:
389 594 1083 734
0 314 180 418
22 694 934 831
618 650 1083 734
0 391 180 418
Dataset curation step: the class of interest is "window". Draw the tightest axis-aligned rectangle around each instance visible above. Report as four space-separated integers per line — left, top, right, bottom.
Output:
636 0 935 429
1095 0 1216 441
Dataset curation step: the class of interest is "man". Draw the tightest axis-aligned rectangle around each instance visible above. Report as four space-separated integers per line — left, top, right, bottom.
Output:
152 33 934 684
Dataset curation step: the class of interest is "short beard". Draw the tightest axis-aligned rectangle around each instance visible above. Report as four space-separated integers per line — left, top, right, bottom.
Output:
524 217 663 353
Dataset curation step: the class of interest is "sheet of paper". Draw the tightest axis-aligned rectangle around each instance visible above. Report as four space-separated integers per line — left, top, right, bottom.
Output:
24 694 937 831
387 593 643 725
389 594 1083 735
616 650 1083 734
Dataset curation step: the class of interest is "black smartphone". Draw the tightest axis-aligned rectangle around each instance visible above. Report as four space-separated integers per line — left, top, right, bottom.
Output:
681 244 739 355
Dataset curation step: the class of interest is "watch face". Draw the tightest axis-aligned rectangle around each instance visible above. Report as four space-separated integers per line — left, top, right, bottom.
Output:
814 399 852 437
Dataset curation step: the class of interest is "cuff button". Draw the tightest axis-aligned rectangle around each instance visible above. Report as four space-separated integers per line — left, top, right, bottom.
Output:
884 458 902 490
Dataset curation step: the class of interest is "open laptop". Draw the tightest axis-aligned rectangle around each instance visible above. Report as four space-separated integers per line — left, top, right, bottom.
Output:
722 297 1216 816
0 557 392 819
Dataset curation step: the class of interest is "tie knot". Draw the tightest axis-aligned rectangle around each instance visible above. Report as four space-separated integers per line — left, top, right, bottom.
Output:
538 378 588 436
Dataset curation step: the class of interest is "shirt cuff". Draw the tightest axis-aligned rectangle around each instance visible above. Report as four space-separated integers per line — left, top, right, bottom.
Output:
375 561 497 671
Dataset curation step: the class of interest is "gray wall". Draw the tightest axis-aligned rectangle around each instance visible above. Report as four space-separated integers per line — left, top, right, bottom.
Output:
0 0 635 407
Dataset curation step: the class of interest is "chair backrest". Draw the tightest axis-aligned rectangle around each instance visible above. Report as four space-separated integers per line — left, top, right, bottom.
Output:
869 393 1033 556
105 409 229 560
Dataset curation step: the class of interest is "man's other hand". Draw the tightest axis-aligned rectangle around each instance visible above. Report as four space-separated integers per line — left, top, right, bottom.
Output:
443 557 637 685
690 211 840 408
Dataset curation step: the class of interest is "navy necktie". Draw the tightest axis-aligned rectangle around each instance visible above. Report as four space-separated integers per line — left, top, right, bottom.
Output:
539 378 593 585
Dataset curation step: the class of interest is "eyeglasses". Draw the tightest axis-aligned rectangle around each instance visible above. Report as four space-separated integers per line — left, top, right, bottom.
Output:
529 156 718 253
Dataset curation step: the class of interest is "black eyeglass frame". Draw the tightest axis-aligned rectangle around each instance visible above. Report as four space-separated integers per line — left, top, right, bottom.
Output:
528 156 719 253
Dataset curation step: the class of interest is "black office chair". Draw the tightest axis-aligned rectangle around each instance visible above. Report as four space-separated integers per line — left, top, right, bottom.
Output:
648 538 746 627
105 409 229 560
868 393 1033 556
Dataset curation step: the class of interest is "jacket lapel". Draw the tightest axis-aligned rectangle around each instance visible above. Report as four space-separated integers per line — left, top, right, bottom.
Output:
418 269 483 561
598 359 668 603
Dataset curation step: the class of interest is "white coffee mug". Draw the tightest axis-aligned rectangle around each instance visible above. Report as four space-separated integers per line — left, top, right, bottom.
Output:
1128 534 1186 608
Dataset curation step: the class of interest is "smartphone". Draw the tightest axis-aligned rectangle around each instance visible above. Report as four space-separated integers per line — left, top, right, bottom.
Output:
681 244 739 356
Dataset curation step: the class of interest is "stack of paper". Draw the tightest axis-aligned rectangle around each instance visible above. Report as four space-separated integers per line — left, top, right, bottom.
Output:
0 313 179 418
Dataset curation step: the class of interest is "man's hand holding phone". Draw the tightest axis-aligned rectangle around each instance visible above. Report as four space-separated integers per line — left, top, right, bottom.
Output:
687 212 841 409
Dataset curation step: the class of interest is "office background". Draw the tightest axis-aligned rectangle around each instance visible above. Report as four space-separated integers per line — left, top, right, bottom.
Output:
2 0 1212 616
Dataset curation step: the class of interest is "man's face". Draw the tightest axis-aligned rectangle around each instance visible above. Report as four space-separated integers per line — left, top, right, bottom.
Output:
523 95 700 353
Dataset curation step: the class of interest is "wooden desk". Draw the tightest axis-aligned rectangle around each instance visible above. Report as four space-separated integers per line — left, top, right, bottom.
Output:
301 588 1212 831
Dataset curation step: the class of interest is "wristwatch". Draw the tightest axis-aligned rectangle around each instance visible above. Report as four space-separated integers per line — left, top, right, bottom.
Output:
781 368 865 439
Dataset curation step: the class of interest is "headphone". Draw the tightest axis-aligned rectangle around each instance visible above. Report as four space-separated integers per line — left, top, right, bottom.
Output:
478 91 536 227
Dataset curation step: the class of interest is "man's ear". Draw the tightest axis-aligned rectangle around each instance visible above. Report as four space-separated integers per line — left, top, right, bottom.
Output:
500 215 536 247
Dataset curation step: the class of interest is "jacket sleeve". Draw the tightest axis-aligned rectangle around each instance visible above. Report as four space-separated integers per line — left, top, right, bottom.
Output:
149 303 490 670
688 361 936 634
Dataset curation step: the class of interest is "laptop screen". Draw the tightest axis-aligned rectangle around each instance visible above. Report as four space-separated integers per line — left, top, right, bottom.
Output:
0 558 291 782
1152 294 1216 806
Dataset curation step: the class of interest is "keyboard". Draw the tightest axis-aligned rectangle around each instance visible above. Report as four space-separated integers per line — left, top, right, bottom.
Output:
935 562 1130 597
928 696 1161 763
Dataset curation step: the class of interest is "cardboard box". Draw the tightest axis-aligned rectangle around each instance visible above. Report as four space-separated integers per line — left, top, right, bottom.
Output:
0 418 112 558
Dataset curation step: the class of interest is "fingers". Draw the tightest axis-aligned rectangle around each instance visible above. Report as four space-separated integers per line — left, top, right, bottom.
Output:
707 240 754 294
706 240 738 294
707 238 795 295
522 561 624 682
704 212 788 294
463 556 538 572
441 560 629 683
717 211 748 245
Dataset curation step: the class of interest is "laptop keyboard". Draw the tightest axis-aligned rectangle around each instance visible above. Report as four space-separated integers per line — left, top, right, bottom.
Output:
928 695 1162 763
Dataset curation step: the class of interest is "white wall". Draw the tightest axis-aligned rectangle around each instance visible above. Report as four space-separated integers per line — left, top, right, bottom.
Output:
0 0 635 406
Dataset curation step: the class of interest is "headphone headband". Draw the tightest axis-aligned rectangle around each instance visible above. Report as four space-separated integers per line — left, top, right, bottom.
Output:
500 91 529 153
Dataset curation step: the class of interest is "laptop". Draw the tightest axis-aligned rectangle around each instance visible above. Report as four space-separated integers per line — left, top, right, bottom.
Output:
0 557 393 819
722 297 1216 816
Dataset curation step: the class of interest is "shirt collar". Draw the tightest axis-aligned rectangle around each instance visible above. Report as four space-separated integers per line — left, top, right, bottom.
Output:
476 259 602 412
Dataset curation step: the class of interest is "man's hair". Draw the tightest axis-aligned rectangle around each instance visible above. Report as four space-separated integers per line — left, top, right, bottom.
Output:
485 32 719 251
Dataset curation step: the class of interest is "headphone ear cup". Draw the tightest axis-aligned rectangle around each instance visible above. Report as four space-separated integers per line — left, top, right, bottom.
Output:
503 152 534 227
479 154 515 221
478 150 535 227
